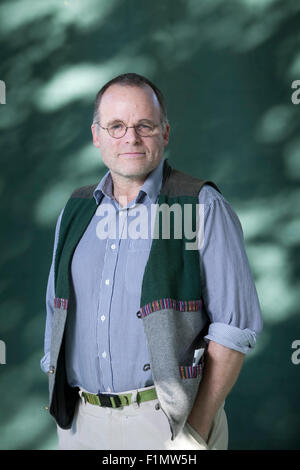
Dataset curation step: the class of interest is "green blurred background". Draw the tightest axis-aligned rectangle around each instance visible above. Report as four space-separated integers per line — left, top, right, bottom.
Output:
0 0 300 450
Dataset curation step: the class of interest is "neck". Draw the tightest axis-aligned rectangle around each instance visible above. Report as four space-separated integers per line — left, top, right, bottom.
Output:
111 174 146 207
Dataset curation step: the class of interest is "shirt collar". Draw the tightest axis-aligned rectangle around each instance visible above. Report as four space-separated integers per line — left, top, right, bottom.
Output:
93 157 166 206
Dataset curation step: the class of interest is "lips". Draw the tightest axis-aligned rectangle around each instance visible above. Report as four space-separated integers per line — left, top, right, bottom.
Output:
120 152 145 156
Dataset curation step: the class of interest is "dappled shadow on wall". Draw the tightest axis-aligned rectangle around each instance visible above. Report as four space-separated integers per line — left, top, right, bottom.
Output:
0 0 300 449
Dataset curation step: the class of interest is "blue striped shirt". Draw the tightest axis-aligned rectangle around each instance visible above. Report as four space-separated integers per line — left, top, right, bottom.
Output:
40 157 263 393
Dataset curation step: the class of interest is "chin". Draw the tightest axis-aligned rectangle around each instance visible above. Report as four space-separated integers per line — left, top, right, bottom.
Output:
119 162 151 178
120 157 148 168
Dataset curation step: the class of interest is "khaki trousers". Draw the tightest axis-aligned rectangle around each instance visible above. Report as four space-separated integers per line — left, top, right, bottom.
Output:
56 386 228 450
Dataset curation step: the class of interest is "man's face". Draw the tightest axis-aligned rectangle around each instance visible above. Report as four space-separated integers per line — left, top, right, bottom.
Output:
91 84 170 181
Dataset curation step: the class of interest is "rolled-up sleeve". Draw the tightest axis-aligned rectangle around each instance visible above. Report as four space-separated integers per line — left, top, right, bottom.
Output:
199 186 263 355
40 207 65 374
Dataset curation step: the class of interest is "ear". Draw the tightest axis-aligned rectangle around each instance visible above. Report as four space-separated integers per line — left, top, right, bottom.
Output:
163 123 170 147
91 124 101 148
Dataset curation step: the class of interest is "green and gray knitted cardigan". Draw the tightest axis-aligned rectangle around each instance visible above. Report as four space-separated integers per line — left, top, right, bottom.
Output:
48 159 221 440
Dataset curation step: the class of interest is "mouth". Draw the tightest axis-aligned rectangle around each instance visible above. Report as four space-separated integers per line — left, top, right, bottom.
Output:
120 152 145 157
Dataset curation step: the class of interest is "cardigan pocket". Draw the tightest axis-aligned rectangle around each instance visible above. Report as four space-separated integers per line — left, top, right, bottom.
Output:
179 364 203 379
178 344 206 379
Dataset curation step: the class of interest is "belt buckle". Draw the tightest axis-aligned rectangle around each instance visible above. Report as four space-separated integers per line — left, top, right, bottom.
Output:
97 393 122 408
130 390 140 409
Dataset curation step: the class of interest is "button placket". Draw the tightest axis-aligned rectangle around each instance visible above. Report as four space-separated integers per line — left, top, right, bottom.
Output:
96 209 119 394
118 207 128 241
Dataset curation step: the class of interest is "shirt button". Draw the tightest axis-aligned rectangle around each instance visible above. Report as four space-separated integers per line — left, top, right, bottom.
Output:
143 363 150 371
105 279 110 285
101 315 106 322
111 244 116 250
102 352 107 359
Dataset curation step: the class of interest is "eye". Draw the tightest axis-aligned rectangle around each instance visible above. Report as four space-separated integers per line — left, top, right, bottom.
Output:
111 123 123 130
138 124 152 130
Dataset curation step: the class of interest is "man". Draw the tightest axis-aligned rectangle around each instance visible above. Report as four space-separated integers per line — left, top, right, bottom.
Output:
40 73 263 450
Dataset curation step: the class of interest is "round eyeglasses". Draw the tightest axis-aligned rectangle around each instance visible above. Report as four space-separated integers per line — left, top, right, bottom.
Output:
94 121 160 139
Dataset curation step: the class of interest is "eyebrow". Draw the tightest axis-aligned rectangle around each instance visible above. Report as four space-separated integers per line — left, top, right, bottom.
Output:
105 118 155 126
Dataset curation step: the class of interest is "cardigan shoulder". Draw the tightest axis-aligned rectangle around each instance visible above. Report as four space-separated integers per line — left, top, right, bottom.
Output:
70 183 99 199
161 159 222 197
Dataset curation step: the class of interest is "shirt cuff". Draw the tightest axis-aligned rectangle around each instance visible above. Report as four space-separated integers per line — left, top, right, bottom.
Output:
40 352 50 374
204 322 257 355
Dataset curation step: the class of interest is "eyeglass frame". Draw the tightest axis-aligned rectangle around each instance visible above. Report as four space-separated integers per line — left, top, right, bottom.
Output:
93 120 162 139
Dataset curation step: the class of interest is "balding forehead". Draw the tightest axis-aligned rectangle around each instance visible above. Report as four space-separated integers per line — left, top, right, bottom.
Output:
98 83 161 118
103 82 156 97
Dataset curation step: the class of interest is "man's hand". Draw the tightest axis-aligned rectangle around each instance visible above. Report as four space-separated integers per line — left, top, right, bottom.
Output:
187 340 245 442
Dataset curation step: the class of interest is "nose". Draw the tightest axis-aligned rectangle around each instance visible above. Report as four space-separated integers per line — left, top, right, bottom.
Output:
125 126 141 143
